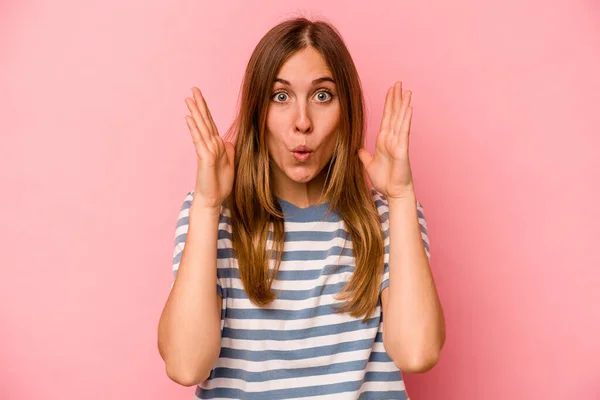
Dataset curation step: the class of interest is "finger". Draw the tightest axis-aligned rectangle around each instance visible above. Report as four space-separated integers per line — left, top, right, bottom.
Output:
203 96 219 138
192 88 217 139
198 94 225 157
399 106 413 150
185 95 211 145
379 86 394 134
389 82 403 131
190 88 223 156
210 131 224 157
358 148 373 169
394 90 411 136
185 115 210 159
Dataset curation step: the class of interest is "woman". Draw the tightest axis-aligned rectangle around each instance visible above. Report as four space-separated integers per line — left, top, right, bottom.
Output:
158 16 445 400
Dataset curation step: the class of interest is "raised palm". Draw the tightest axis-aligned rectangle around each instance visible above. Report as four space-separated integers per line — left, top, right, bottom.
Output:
185 87 235 209
358 82 415 200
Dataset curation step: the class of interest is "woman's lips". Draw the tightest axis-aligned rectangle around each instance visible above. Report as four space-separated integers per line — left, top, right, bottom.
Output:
292 151 311 161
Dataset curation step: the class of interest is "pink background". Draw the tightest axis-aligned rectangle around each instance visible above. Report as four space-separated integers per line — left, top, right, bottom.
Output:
1 0 599 399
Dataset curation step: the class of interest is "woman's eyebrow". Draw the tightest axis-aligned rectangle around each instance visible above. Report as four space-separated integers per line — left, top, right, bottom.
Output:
274 77 335 86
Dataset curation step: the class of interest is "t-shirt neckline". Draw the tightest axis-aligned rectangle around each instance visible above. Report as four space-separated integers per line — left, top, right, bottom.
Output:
276 197 330 210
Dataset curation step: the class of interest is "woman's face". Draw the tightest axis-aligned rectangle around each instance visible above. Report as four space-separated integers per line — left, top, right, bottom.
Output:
266 46 340 203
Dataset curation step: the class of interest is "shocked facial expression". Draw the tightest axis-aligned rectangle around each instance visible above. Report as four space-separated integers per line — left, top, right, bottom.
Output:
266 46 340 195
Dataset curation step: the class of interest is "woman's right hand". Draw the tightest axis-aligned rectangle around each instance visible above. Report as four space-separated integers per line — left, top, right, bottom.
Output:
185 87 235 210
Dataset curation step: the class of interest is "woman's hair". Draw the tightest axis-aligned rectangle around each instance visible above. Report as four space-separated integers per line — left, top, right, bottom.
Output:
222 16 385 322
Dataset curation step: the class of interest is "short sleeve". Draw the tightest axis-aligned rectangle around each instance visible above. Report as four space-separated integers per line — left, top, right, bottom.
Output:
372 189 431 293
171 191 224 298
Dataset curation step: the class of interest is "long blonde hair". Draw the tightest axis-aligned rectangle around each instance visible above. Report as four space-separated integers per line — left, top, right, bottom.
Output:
222 17 384 322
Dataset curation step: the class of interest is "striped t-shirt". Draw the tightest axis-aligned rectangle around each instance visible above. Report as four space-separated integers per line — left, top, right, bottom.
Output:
171 188 430 400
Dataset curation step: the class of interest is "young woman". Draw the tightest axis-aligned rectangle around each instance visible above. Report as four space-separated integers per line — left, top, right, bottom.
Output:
158 16 445 400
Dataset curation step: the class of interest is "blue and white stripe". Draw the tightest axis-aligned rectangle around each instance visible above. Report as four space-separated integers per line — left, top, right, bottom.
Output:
171 189 430 399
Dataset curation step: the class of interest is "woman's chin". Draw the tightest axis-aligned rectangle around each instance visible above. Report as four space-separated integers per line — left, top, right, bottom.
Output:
285 168 317 183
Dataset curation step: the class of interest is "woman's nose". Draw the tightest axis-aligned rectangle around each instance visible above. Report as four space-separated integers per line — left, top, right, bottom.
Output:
294 103 312 133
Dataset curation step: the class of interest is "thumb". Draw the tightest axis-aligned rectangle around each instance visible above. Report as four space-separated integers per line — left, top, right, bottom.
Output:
224 141 235 164
357 148 373 168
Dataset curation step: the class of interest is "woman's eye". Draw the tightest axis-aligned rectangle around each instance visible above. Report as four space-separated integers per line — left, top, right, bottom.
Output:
315 91 332 102
274 92 288 102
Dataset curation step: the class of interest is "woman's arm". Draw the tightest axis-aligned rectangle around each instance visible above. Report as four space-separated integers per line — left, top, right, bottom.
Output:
381 194 445 373
158 197 223 386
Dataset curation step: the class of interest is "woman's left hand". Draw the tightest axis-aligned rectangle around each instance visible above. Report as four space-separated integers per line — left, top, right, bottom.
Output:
358 81 416 200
